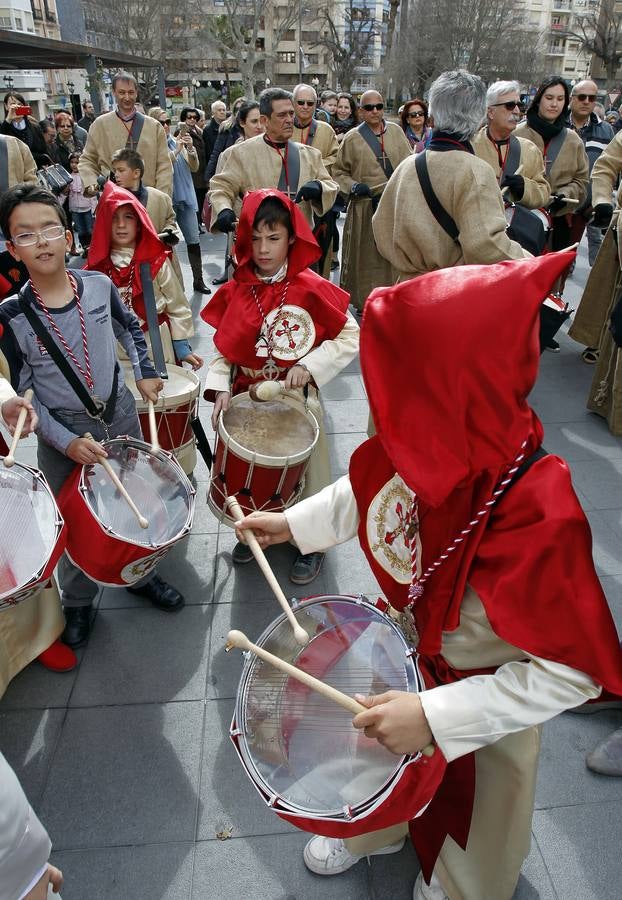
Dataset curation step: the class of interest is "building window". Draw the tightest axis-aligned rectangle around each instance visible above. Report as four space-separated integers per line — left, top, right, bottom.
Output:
277 51 297 63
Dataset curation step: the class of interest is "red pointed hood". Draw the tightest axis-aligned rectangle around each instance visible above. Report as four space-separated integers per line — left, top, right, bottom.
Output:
86 181 169 279
232 189 321 283
361 252 574 509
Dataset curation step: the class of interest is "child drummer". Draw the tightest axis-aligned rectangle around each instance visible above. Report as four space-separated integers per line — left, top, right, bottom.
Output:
201 188 359 584
87 180 203 370
0 183 186 649
233 253 622 899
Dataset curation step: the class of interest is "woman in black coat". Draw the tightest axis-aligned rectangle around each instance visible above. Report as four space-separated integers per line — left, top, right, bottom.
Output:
1 92 47 167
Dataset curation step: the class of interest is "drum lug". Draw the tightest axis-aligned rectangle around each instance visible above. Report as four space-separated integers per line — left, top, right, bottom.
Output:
405 647 416 659
374 597 390 613
342 804 353 820
268 793 279 808
231 727 244 738
290 596 301 610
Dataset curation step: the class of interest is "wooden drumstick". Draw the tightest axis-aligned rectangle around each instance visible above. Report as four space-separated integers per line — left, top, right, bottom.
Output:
226 629 435 757
226 495 309 646
3 389 34 468
501 164 524 197
84 432 149 529
147 400 160 453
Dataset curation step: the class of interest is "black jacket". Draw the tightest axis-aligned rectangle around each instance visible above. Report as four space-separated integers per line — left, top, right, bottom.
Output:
0 118 48 167
203 118 220 163
205 124 242 183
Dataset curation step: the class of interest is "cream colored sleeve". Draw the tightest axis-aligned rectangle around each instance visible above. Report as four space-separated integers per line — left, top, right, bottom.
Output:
591 132 622 207
420 654 601 763
163 194 182 241
519 142 550 210
204 352 232 396
456 165 531 264
332 136 356 197
285 474 360 553
312 149 339 216
78 119 105 191
19 140 37 184
154 124 174 196
301 312 360 388
0 376 16 428
208 151 243 228
153 262 194 340
323 128 340 171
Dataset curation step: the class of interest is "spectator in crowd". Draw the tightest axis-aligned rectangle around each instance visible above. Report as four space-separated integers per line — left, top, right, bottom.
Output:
316 90 338 123
38 118 60 164
1 92 47 167
203 98 227 162
79 71 172 197
205 97 245 183
78 99 97 132
178 106 208 232
67 151 95 257
400 98 432 151
332 92 357 143
54 112 84 171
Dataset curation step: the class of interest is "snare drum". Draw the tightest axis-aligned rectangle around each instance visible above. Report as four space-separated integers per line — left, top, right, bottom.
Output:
0 462 66 610
123 363 200 475
209 392 319 527
230 595 446 837
58 437 195 586
505 204 552 256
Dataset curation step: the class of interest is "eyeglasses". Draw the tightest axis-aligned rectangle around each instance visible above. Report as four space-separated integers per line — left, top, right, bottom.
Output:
491 101 520 110
574 93 596 102
362 103 384 111
160 118 171 125
296 99 315 107
185 114 198 120
11 225 66 247
408 111 424 118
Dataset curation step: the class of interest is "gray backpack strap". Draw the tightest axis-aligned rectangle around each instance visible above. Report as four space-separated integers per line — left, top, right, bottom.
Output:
357 123 394 179
543 130 566 177
0 137 8 193
277 140 301 199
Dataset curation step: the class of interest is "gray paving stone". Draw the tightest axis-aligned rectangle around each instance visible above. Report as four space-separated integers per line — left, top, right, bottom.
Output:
512 837 558 899
70 607 212 706
536 710 622 809
197 698 296 840
0 652 81 711
569 458 622 509
529 387 591 425
191 833 370 900
533 801 622 900
584 511 622 576
324 399 371 433
543 418 622 462
0 708 64 805
51 842 194 900
599 574 622 633
327 431 368 476
321 374 367 401
368 839 419 899
38 702 203 849
321 538 384 598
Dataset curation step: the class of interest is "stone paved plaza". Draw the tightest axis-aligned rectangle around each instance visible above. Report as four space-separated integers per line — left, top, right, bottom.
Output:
1 234 621 899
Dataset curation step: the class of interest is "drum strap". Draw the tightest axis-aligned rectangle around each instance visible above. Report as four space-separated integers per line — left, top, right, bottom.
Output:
415 152 460 243
18 296 120 423
140 262 167 379
0 137 8 193
501 135 522 181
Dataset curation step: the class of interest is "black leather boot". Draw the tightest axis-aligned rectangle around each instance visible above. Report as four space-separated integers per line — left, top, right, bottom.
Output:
187 243 211 294
62 605 93 648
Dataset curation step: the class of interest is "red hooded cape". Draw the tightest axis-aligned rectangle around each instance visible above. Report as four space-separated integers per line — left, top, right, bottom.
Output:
200 189 350 372
85 181 169 314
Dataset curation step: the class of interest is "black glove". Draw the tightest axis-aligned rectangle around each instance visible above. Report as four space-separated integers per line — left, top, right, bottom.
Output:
592 202 614 229
214 208 237 233
351 182 372 198
295 180 322 203
158 228 179 246
548 194 567 213
502 174 524 201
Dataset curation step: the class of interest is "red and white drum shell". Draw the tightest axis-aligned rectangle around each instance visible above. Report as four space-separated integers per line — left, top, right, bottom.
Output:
0 461 66 611
57 437 195 587
230 594 446 838
504 204 553 233
208 391 319 527
123 363 200 475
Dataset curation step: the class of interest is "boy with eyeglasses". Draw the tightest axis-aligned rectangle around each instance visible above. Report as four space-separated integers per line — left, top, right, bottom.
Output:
0 183 186 648
332 89 411 314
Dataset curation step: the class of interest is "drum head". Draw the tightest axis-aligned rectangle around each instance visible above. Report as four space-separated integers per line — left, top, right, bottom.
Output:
81 439 193 546
236 596 421 818
222 395 318 463
124 364 200 410
0 464 60 603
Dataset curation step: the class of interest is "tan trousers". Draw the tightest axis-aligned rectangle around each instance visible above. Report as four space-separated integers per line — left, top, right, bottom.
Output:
345 726 540 900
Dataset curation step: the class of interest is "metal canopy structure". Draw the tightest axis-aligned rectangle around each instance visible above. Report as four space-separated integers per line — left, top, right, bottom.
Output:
0 28 162 71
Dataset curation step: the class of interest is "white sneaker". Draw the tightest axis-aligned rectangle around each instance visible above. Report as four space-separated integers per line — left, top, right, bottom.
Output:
413 870 450 900
303 834 405 875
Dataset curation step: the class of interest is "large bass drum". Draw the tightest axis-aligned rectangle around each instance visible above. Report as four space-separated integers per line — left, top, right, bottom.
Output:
230 594 446 837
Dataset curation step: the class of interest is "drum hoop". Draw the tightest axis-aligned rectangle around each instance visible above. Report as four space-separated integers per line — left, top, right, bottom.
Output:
77 436 196 545
124 363 200 410
233 594 422 820
0 462 65 607
218 392 320 467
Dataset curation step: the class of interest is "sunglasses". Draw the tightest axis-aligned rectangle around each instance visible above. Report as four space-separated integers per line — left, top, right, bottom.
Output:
160 118 171 125
408 111 424 118
185 114 198 120
362 103 384 111
491 101 520 110
574 93 596 102
296 99 315 107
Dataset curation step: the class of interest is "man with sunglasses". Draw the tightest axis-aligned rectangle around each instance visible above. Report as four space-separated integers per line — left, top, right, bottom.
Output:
472 80 549 213
566 81 614 268
332 90 411 313
292 83 340 277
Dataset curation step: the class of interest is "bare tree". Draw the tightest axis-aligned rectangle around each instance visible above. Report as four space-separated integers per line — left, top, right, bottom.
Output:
313 0 380 92
561 0 622 87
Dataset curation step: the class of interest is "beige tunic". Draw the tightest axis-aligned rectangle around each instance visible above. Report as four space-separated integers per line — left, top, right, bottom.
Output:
79 111 173 195
208 134 338 229
285 475 599 900
0 134 37 187
372 150 529 281
145 186 184 286
514 123 588 215
333 123 412 310
292 119 339 171
471 128 549 209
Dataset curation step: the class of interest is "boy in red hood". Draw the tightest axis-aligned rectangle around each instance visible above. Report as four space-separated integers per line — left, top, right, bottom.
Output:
232 253 622 899
87 181 202 370
201 188 359 583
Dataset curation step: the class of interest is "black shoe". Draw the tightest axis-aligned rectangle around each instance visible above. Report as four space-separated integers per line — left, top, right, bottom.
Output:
330 259 339 271
212 273 228 285
232 540 254 564
545 339 560 353
62 605 93 648
290 551 325 585
193 279 212 294
127 574 185 611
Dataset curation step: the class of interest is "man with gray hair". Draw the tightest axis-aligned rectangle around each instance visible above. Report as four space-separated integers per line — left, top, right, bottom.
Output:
472 80 549 211
203 98 227 163
208 87 337 232
373 70 529 280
